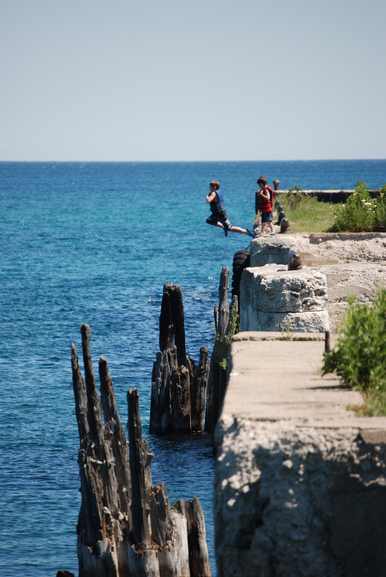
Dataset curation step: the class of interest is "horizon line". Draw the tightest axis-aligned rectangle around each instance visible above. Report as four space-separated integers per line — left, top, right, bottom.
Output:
1 158 385 164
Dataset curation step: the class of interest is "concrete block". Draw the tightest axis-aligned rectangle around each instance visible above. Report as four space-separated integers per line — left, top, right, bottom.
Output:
241 266 328 313
250 236 297 267
239 265 329 332
240 308 330 332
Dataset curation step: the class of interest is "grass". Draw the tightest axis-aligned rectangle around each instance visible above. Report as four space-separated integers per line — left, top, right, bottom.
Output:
268 181 386 234
347 390 386 417
274 194 336 232
254 193 336 233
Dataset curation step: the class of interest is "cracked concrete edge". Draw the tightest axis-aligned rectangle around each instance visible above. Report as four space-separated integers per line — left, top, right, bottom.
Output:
232 331 327 342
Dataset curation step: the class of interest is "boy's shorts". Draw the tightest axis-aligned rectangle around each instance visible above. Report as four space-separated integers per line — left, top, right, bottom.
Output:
261 211 273 223
206 213 232 231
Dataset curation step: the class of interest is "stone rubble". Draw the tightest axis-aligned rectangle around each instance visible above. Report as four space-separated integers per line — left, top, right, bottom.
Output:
248 233 386 331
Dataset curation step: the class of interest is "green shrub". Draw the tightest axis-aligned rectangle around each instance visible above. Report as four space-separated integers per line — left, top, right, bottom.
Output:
329 181 386 232
273 181 386 234
374 184 386 231
286 184 303 210
322 286 386 415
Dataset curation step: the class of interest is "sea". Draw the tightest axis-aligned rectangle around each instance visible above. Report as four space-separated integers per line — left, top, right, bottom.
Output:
1 159 385 577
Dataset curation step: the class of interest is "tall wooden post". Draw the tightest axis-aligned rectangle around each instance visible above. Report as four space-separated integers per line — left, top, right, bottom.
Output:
151 284 209 435
191 347 210 433
99 357 132 523
217 268 230 340
127 388 151 549
206 268 232 434
169 283 187 367
159 289 174 352
186 497 212 577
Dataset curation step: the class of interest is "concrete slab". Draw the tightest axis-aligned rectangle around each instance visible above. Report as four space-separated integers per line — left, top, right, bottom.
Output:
223 332 386 430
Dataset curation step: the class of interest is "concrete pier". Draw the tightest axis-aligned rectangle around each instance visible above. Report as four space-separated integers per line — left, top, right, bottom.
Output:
214 332 386 577
274 189 381 203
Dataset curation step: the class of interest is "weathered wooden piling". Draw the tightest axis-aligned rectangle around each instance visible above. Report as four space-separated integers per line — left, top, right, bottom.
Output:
127 388 152 549
216 267 230 340
205 268 233 434
127 388 159 575
150 284 210 435
159 283 186 367
190 347 210 433
186 497 212 577
68 323 211 577
99 356 132 524
72 327 128 576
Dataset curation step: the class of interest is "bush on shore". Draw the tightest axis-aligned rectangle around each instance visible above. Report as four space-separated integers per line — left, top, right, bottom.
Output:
274 181 386 233
322 285 386 416
328 181 386 233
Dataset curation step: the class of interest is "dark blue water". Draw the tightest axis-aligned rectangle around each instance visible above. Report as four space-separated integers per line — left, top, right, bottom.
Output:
1 160 385 577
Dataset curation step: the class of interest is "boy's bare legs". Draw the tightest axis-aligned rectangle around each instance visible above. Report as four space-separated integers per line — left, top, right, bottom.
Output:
212 222 230 236
207 221 228 235
260 221 274 235
208 222 254 237
229 225 251 236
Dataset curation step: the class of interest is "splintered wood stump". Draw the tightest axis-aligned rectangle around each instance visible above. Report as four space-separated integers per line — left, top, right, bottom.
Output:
217 267 230 339
127 388 152 549
127 388 159 575
150 284 210 435
69 323 211 577
190 347 210 433
99 356 132 522
205 267 232 435
72 327 129 576
186 497 212 577
159 283 186 367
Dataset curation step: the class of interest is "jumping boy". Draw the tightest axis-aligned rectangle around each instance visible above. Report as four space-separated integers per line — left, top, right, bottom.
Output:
256 176 275 236
206 180 254 238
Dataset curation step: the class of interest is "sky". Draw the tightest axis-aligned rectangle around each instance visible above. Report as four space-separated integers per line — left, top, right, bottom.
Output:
0 0 385 162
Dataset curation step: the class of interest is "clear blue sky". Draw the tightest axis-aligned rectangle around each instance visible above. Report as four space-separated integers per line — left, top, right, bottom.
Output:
1 0 385 161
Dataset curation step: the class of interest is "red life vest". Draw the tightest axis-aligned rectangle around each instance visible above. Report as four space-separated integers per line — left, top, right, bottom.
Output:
259 186 274 213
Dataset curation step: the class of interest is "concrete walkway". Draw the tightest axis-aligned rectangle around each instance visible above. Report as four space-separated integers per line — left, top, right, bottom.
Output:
224 331 386 433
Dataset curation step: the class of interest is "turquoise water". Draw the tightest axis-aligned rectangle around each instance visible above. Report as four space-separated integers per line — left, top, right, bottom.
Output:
1 160 385 576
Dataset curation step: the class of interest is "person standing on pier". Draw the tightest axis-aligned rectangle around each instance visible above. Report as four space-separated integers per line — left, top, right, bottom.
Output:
256 176 275 237
206 180 254 238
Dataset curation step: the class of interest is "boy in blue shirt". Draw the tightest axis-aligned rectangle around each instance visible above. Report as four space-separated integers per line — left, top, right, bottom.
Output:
206 180 254 238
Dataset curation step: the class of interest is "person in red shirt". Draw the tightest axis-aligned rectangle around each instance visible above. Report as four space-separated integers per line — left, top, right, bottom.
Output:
256 176 275 237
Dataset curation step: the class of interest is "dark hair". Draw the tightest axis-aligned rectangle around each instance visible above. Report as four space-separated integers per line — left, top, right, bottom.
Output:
210 180 220 190
257 176 267 186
